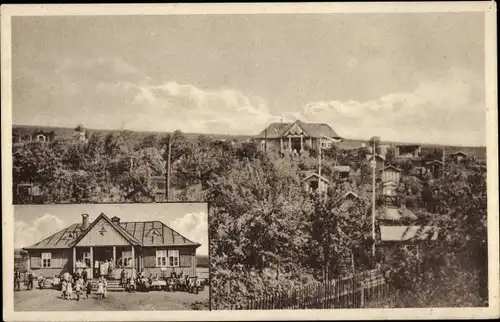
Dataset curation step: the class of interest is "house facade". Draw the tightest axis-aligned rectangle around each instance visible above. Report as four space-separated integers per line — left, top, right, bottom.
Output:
23 213 201 279
302 172 329 194
253 120 342 155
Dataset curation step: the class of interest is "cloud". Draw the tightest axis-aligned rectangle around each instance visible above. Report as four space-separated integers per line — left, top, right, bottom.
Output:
15 213 66 249
169 212 208 255
294 69 485 146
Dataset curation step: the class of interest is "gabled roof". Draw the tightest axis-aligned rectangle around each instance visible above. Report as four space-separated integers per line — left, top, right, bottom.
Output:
24 213 200 250
254 120 341 139
425 160 444 165
303 172 329 183
368 154 386 161
451 151 468 156
341 191 359 200
383 165 401 172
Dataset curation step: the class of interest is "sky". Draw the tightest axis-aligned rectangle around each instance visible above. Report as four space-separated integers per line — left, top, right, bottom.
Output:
14 203 209 255
11 13 486 146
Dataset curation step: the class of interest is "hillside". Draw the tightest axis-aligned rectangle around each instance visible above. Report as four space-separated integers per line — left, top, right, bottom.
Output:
12 124 486 159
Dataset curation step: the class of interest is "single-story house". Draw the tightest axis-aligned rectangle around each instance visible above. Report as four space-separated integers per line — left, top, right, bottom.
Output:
451 151 468 162
302 172 329 193
253 120 342 154
382 165 401 184
366 154 385 172
424 160 444 177
23 213 201 280
337 191 360 210
333 165 352 180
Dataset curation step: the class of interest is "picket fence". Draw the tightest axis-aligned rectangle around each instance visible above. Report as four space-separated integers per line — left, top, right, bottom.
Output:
230 269 389 310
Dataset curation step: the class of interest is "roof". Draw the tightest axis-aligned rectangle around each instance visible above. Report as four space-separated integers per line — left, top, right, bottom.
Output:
254 120 341 139
341 191 359 200
333 165 351 173
451 151 468 156
383 165 401 172
303 172 329 183
368 154 386 161
425 160 444 165
24 213 200 250
380 226 439 241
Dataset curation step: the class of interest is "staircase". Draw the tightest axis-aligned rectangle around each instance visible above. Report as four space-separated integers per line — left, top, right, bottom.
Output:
90 279 125 292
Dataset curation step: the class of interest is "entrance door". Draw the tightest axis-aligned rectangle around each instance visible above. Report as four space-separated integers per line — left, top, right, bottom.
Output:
291 137 302 153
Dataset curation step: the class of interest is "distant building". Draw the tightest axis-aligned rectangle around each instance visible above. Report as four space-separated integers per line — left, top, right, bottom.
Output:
302 172 329 194
451 151 468 163
254 120 342 155
424 160 444 177
74 131 88 143
35 134 47 143
337 191 359 210
333 165 352 181
367 154 385 171
382 165 401 184
394 144 422 159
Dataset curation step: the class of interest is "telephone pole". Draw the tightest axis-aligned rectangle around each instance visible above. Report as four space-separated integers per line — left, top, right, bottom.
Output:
165 134 173 201
370 136 380 266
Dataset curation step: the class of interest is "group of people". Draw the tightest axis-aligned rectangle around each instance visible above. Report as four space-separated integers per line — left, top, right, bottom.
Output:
93 259 115 279
60 270 93 301
14 268 34 291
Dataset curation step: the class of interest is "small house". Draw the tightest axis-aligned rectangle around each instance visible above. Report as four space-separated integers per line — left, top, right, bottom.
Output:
378 225 439 262
23 213 201 280
302 172 329 194
35 134 47 143
333 165 352 181
451 151 468 163
382 165 401 184
366 154 385 172
381 181 399 206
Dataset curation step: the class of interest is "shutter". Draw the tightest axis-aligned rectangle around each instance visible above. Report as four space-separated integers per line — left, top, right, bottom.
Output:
179 254 191 267
144 248 156 268
30 253 41 268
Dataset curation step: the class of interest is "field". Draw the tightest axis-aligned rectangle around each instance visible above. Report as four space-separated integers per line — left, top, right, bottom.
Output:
14 287 209 311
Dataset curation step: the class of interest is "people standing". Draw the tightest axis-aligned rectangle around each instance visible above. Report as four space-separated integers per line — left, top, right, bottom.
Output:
66 278 73 300
82 269 88 284
103 278 108 299
27 270 34 290
74 279 82 301
61 279 67 299
96 277 104 300
94 260 100 278
14 268 21 291
86 280 92 299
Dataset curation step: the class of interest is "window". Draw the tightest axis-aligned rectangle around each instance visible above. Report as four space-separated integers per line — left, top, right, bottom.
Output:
122 251 132 267
156 250 167 266
321 140 332 149
260 140 265 149
41 252 51 268
168 250 179 267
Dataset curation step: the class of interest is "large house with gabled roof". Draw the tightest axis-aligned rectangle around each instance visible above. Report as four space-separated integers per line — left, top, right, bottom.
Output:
23 213 201 279
253 120 342 154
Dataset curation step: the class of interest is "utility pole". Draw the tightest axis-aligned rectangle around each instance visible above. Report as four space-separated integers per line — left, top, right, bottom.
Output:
370 136 379 266
318 136 322 179
165 134 173 201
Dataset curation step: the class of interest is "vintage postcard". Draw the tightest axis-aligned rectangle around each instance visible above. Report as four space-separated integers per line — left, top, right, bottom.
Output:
2 2 498 321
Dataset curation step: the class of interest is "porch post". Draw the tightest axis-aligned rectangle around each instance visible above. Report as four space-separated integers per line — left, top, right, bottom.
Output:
280 137 283 152
113 246 116 267
300 135 303 152
72 247 76 272
131 246 135 269
90 246 93 279
288 136 291 152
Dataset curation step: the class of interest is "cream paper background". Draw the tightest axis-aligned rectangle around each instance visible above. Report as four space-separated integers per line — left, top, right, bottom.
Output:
2 2 498 320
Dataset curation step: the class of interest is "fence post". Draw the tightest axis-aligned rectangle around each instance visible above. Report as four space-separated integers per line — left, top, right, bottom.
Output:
360 281 365 308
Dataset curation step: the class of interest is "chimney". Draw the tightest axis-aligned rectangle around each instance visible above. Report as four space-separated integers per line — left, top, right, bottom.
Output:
82 214 89 230
111 216 120 224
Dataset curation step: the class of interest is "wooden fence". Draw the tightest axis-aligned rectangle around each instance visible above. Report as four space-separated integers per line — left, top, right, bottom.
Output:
230 269 390 310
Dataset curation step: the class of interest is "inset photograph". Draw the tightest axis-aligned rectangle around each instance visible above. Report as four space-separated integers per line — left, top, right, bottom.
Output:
14 203 209 311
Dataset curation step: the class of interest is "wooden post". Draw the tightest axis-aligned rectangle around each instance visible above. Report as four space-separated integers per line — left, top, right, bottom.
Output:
165 134 172 201
360 281 365 308
131 246 135 269
72 247 76 272
264 128 268 152
90 246 93 279
113 246 116 269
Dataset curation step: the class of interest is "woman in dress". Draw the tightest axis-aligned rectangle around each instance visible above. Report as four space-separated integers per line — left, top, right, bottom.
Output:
74 278 82 301
61 279 67 299
66 278 73 300
85 280 92 299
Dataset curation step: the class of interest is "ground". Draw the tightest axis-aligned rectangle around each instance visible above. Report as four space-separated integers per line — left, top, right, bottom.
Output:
14 288 209 311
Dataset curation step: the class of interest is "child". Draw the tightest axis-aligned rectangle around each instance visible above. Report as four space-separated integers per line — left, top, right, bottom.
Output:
74 279 82 301
61 279 67 299
86 280 92 299
96 277 104 300
66 279 73 300
103 278 108 299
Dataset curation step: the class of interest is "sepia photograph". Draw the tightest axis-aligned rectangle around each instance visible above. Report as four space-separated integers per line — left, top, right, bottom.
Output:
2 2 498 321
13 203 209 311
